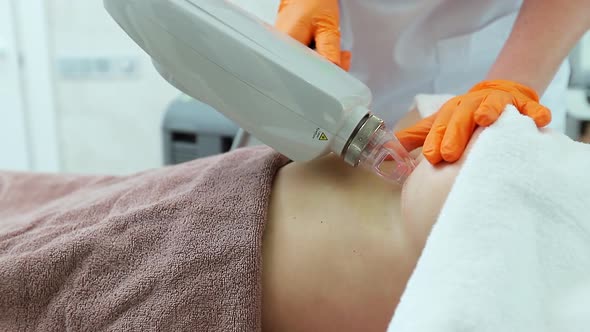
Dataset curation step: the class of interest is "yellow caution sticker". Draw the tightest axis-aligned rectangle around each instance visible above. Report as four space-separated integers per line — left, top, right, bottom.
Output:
319 132 328 141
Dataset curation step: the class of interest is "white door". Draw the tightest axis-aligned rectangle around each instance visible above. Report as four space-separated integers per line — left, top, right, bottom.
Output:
0 0 61 172
0 0 30 171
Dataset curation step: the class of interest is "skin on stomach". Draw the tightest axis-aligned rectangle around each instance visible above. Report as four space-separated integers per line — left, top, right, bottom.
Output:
263 152 418 332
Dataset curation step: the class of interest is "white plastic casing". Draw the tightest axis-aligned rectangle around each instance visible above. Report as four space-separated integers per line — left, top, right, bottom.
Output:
104 0 373 162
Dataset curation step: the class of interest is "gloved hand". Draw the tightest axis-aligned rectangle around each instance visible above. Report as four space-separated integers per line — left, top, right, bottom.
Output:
395 80 552 164
275 0 351 71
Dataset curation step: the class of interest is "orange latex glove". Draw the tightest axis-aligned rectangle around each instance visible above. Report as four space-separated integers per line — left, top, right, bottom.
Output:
395 80 552 164
275 0 351 71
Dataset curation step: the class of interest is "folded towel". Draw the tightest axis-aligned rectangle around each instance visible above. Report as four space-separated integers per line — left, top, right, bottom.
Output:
388 99 590 332
0 146 289 332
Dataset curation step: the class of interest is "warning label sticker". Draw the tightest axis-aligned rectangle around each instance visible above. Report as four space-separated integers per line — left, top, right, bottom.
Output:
313 128 329 142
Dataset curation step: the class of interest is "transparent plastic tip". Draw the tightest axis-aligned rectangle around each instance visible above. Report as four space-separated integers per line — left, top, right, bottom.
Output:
358 125 417 185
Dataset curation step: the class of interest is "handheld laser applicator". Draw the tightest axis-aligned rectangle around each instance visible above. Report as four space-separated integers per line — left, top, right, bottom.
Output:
104 0 417 184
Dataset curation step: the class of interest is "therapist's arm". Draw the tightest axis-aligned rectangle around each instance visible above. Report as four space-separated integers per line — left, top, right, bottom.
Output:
486 0 590 95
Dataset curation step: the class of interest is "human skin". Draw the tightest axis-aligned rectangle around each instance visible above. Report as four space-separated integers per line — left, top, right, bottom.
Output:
261 110 483 331
486 0 590 95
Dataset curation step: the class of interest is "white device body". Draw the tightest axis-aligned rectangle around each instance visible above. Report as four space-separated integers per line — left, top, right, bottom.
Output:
104 0 373 162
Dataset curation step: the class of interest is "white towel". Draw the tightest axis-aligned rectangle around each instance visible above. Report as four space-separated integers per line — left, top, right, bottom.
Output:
388 96 590 332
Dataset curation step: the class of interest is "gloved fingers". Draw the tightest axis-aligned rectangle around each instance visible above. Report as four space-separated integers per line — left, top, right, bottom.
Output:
275 9 314 45
440 99 479 163
422 99 458 165
473 93 511 127
314 20 342 66
277 0 291 12
520 101 552 127
394 113 437 152
340 50 352 71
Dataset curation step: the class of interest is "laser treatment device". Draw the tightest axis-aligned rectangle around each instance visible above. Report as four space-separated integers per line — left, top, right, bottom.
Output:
104 0 417 184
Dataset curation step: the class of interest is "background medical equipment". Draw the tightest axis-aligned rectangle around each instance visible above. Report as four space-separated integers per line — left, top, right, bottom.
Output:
162 95 238 165
104 0 416 184
565 42 590 140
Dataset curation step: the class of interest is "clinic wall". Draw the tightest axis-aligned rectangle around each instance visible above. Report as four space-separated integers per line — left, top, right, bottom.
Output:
46 0 280 175
47 0 179 175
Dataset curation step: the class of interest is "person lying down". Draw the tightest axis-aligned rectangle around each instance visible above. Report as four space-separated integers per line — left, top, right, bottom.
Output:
0 109 473 331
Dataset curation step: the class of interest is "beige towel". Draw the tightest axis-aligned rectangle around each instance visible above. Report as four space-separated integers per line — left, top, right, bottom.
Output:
0 146 289 332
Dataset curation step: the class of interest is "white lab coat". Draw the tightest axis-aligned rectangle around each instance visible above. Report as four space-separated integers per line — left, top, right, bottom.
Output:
339 0 570 131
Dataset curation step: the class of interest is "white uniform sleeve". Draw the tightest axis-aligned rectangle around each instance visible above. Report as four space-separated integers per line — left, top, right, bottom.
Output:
412 94 455 118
